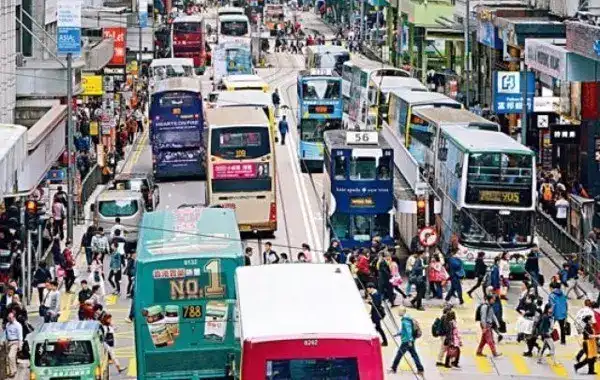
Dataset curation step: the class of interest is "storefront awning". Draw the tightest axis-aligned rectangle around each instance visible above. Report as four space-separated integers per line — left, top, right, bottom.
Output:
368 0 390 7
0 125 27 199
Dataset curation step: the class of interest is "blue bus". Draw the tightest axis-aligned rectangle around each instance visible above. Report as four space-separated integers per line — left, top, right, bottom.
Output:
323 130 395 248
296 71 343 172
150 77 206 180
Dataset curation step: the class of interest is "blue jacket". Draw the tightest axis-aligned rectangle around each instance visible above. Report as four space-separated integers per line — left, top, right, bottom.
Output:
492 295 503 321
278 120 289 134
398 316 415 343
558 269 569 285
567 260 580 279
490 264 500 289
448 256 465 279
549 288 568 320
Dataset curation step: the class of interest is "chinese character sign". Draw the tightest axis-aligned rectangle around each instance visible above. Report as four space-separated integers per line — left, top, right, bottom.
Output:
103 27 127 66
492 71 536 114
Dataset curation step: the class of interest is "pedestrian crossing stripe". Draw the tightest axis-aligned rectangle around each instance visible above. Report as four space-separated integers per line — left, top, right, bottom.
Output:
473 355 494 373
509 354 531 375
105 294 118 305
127 358 137 377
548 358 569 378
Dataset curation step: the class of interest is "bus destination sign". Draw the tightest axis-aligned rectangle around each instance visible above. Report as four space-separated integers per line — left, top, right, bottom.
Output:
350 197 374 207
478 190 520 204
308 104 333 114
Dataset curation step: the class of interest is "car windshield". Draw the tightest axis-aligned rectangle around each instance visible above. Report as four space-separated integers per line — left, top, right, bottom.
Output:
98 200 139 217
460 209 534 247
113 179 147 191
220 20 248 36
34 340 94 367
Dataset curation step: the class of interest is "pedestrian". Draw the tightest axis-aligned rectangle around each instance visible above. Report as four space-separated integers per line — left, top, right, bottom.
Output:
490 256 501 296
443 310 462 368
297 252 308 262
486 286 506 337
63 239 76 293
43 280 60 323
366 283 388 347
51 236 63 279
271 88 281 112
525 246 541 293
278 115 289 145
100 313 128 373
540 178 555 214
108 242 125 296
435 304 453 366
78 280 93 321
51 199 66 240
53 186 68 206
89 252 106 297
499 251 511 300
0 286 16 320
404 251 418 296
301 243 313 262
262 242 279 264
91 227 109 263
244 247 253 266
554 193 569 228
537 303 555 364
389 254 407 298
409 251 426 311
126 279 135 323
6 294 30 337
4 311 23 378
566 254 585 299
516 292 541 356
32 262 52 305
110 218 125 241
445 250 465 305
125 251 136 297
467 251 487 298
428 254 447 299
388 306 424 375
574 314 598 375
476 294 502 357
548 282 569 345
81 225 95 272
377 251 395 306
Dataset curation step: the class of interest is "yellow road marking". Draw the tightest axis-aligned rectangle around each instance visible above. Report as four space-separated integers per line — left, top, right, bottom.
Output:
58 293 74 322
509 353 531 375
123 130 148 174
474 355 494 373
105 294 118 305
127 358 137 377
548 358 569 377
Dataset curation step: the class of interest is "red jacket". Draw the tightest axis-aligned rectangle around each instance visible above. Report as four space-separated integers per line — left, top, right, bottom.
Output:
63 248 75 270
357 255 370 275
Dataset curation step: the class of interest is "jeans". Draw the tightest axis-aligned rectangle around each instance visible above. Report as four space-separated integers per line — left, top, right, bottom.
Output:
108 269 122 293
85 247 93 267
128 301 134 320
127 275 134 295
557 318 567 344
280 132 286 145
431 281 443 299
477 327 498 355
445 277 464 303
391 341 424 372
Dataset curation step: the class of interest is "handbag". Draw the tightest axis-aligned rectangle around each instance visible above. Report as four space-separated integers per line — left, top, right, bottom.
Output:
389 275 403 286
565 321 572 336
551 328 559 341
446 345 459 359
516 317 534 335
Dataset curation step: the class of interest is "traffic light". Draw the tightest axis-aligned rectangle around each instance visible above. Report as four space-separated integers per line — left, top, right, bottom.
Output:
416 197 426 229
25 200 38 231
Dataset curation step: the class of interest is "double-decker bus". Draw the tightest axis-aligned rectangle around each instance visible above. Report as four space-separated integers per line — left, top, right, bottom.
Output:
341 58 410 130
368 77 426 129
134 207 243 379
217 14 251 46
211 41 253 87
236 264 384 379
296 70 342 172
305 45 350 75
149 77 205 180
205 107 277 234
171 14 207 74
263 4 284 36
434 126 536 276
149 58 195 91
323 130 395 248
212 90 277 138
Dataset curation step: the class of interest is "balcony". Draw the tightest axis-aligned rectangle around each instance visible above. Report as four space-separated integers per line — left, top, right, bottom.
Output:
16 57 84 98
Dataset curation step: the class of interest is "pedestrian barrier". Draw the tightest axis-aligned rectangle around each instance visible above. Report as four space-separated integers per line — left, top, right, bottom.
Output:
77 164 102 224
535 207 581 257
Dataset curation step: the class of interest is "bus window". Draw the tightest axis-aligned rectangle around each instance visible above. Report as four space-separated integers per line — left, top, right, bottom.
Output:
373 213 391 237
266 358 359 379
408 115 432 147
352 215 371 241
350 157 376 180
377 156 392 180
301 120 339 142
467 152 533 185
302 80 340 100
342 65 352 82
174 22 202 33
98 200 139 218
334 155 346 180
330 213 349 240
35 341 94 367
211 127 270 159
220 20 248 36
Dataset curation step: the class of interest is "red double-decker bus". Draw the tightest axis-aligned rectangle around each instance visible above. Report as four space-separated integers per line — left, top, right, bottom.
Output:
171 14 207 74
236 264 384 379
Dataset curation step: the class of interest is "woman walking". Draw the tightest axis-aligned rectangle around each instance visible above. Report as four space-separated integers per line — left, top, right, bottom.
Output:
81 226 95 272
574 314 598 375
467 251 487 298
89 252 106 298
443 310 462 368
100 313 127 373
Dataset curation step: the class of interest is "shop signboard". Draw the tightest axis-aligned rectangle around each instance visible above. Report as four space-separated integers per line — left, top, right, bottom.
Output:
82 74 104 96
566 21 600 62
478 20 502 49
103 27 127 66
550 124 579 144
533 97 559 113
492 71 535 114
138 0 148 28
524 39 568 81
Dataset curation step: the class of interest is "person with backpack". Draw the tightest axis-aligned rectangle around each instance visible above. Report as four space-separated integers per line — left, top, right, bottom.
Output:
548 282 569 345
409 251 426 311
443 310 462 368
366 283 388 347
540 179 555 213
388 306 424 375
467 251 487 298
476 294 502 357
433 304 453 366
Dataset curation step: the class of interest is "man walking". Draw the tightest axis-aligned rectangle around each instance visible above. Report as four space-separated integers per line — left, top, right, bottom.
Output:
389 306 424 375
43 280 61 323
278 115 289 145
445 250 465 305
476 294 502 357
366 283 388 347
4 312 23 378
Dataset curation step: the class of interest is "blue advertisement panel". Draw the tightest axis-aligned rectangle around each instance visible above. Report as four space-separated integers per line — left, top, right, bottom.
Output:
478 20 502 49
57 27 81 56
492 71 535 114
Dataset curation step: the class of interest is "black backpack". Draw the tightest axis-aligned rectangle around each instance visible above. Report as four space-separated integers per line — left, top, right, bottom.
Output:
431 317 446 337
475 303 485 322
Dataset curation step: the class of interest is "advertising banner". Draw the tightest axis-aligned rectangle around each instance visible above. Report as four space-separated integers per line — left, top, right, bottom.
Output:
82 75 104 96
492 71 536 114
524 39 567 81
478 20 502 49
56 0 81 56
103 27 127 66
138 0 148 28
212 163 269 180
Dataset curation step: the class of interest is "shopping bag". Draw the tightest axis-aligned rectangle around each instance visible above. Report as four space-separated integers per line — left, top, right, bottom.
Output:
446 346 459 359
516 317 534 335
390 275 403 287
565 321 572 336
551 328 559 341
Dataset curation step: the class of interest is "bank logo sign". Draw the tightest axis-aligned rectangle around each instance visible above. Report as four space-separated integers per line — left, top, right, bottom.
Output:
497 72 520 94
492 71 535 114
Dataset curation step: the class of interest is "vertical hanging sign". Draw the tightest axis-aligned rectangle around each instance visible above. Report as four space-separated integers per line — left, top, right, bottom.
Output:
138 0 148 28
56 0 82 56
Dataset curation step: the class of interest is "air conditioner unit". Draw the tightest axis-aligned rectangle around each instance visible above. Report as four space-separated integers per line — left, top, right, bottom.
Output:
16 53 24 67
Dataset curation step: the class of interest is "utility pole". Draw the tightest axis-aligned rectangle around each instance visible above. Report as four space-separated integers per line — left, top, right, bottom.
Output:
464 0 470 108
521 66 528 145
66 53 74 242
359 0 364 44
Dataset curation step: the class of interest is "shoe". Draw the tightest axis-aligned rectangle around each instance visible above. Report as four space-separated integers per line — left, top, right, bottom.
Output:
498 335 504 343
523 352 532 357
588 372 597 375
416 307 425 311
476 352 486 357
125 318 132 323
444 364 451 368
382 341 388 347
467 292 472 298
387 368 397 374
435 362 444 367
118 367 128 373
493 353 503 358
574 364 578 373
453 364 461 369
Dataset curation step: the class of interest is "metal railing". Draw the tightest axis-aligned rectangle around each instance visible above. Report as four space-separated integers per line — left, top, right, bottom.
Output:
535 206 582 256
76 164 102 224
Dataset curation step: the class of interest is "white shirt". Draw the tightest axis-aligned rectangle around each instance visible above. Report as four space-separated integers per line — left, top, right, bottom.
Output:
110 224 125 240
555 198 569 219
499 259 511 278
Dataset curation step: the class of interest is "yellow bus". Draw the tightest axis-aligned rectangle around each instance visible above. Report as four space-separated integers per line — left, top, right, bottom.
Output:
221 74 269 92
205 107 277 233
212 90 277 139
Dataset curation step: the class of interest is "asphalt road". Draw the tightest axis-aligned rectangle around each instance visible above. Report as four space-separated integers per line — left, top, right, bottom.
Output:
15 8 598 380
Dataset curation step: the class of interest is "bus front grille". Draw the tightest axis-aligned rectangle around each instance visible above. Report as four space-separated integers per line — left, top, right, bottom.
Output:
145 350 232 374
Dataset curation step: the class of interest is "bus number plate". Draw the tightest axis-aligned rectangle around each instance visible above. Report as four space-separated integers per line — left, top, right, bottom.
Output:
221 203 236 209
183 305 203 319
172 108 181 115
304 339 318 346
235 150 246 158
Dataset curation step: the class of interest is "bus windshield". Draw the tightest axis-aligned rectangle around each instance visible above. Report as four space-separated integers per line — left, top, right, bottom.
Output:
174 22 202 34
211 127 270 159
300 119 340 142
151 65 194 80
267 358 360 379
460 209 533 246
302 80 340 100
157 92 197 108
467 152 533 185
220 21 248 36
